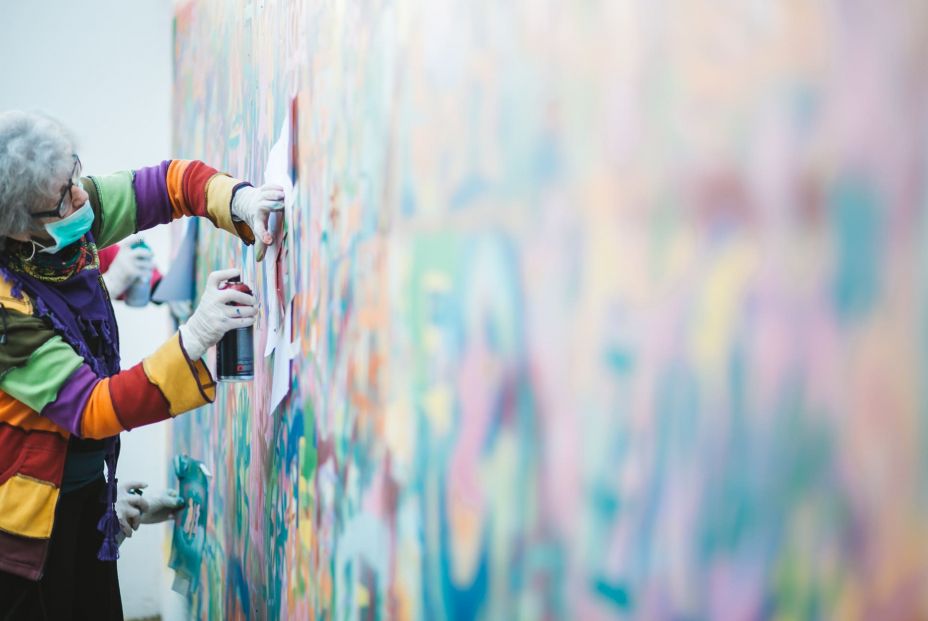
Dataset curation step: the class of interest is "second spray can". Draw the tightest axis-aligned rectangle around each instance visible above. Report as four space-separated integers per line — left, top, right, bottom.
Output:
124 239 152 307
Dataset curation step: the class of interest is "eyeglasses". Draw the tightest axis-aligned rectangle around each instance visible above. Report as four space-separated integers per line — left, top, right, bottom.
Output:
32 155 82 220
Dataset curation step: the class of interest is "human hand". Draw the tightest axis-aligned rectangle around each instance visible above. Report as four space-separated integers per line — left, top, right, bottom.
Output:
102 242 154 298
231 184 285 261
178 269 257 360
139 489 185 524
115 481 150 538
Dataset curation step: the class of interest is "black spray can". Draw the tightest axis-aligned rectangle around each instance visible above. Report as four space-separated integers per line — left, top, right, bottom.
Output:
216 277 254 382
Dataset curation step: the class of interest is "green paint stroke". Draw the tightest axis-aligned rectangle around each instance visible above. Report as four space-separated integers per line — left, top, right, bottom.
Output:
593 576 632 610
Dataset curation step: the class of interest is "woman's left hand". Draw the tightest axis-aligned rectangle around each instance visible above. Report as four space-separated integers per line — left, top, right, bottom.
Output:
231 184 285 261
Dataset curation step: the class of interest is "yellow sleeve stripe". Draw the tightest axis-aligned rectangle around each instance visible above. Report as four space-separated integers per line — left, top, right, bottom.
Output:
142 332 216 416
206 174 250 239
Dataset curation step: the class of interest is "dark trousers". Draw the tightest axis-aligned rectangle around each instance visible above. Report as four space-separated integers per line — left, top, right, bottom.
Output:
0 477 123 620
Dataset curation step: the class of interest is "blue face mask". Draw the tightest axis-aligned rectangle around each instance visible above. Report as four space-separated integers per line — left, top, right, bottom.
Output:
36 197 95 254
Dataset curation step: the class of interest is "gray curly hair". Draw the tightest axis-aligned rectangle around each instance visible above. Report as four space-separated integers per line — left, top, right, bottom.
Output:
0 110 77 240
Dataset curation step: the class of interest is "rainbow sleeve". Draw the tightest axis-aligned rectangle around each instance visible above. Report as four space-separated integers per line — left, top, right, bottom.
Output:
0 332 215 440
83 159 256 248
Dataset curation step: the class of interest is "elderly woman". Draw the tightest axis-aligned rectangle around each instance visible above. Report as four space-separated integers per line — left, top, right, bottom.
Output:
0 110 283 619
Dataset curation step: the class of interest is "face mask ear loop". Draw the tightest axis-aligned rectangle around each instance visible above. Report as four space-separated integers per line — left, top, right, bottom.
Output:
26 241 38 262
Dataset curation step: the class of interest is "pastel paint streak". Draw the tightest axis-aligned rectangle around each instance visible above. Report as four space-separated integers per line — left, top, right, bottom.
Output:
830 175 883 322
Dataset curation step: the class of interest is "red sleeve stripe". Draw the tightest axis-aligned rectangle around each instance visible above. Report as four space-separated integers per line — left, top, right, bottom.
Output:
108 363 173 430
181 161 220 224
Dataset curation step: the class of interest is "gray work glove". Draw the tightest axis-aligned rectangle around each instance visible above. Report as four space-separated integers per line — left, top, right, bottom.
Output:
115 480 150 538
102 243 154 298
140 489 185 524
231 184 285 261
178 269 257 360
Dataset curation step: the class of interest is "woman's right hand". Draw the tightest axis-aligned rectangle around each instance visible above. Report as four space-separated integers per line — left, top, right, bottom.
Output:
179 269 256 360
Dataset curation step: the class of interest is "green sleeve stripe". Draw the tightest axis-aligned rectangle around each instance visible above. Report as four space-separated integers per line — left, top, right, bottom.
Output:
88 171 138 248
0 311 56 378
0 335 85 412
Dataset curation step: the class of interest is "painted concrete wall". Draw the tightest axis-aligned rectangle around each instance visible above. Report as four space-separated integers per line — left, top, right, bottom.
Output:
172 1 928 619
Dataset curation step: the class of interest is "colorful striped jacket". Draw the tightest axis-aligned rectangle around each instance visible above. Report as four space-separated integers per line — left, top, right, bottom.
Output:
0 160 255 580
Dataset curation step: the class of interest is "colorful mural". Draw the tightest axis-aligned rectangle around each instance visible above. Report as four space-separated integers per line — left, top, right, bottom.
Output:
171 0 928 618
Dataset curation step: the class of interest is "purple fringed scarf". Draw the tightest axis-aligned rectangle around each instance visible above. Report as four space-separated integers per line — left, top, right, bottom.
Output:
0 235 124 561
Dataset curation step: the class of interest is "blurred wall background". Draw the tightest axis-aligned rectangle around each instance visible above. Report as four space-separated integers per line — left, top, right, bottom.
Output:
172 1 928 619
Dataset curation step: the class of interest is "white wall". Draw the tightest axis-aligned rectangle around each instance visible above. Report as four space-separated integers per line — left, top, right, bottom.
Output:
0 1 177 618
